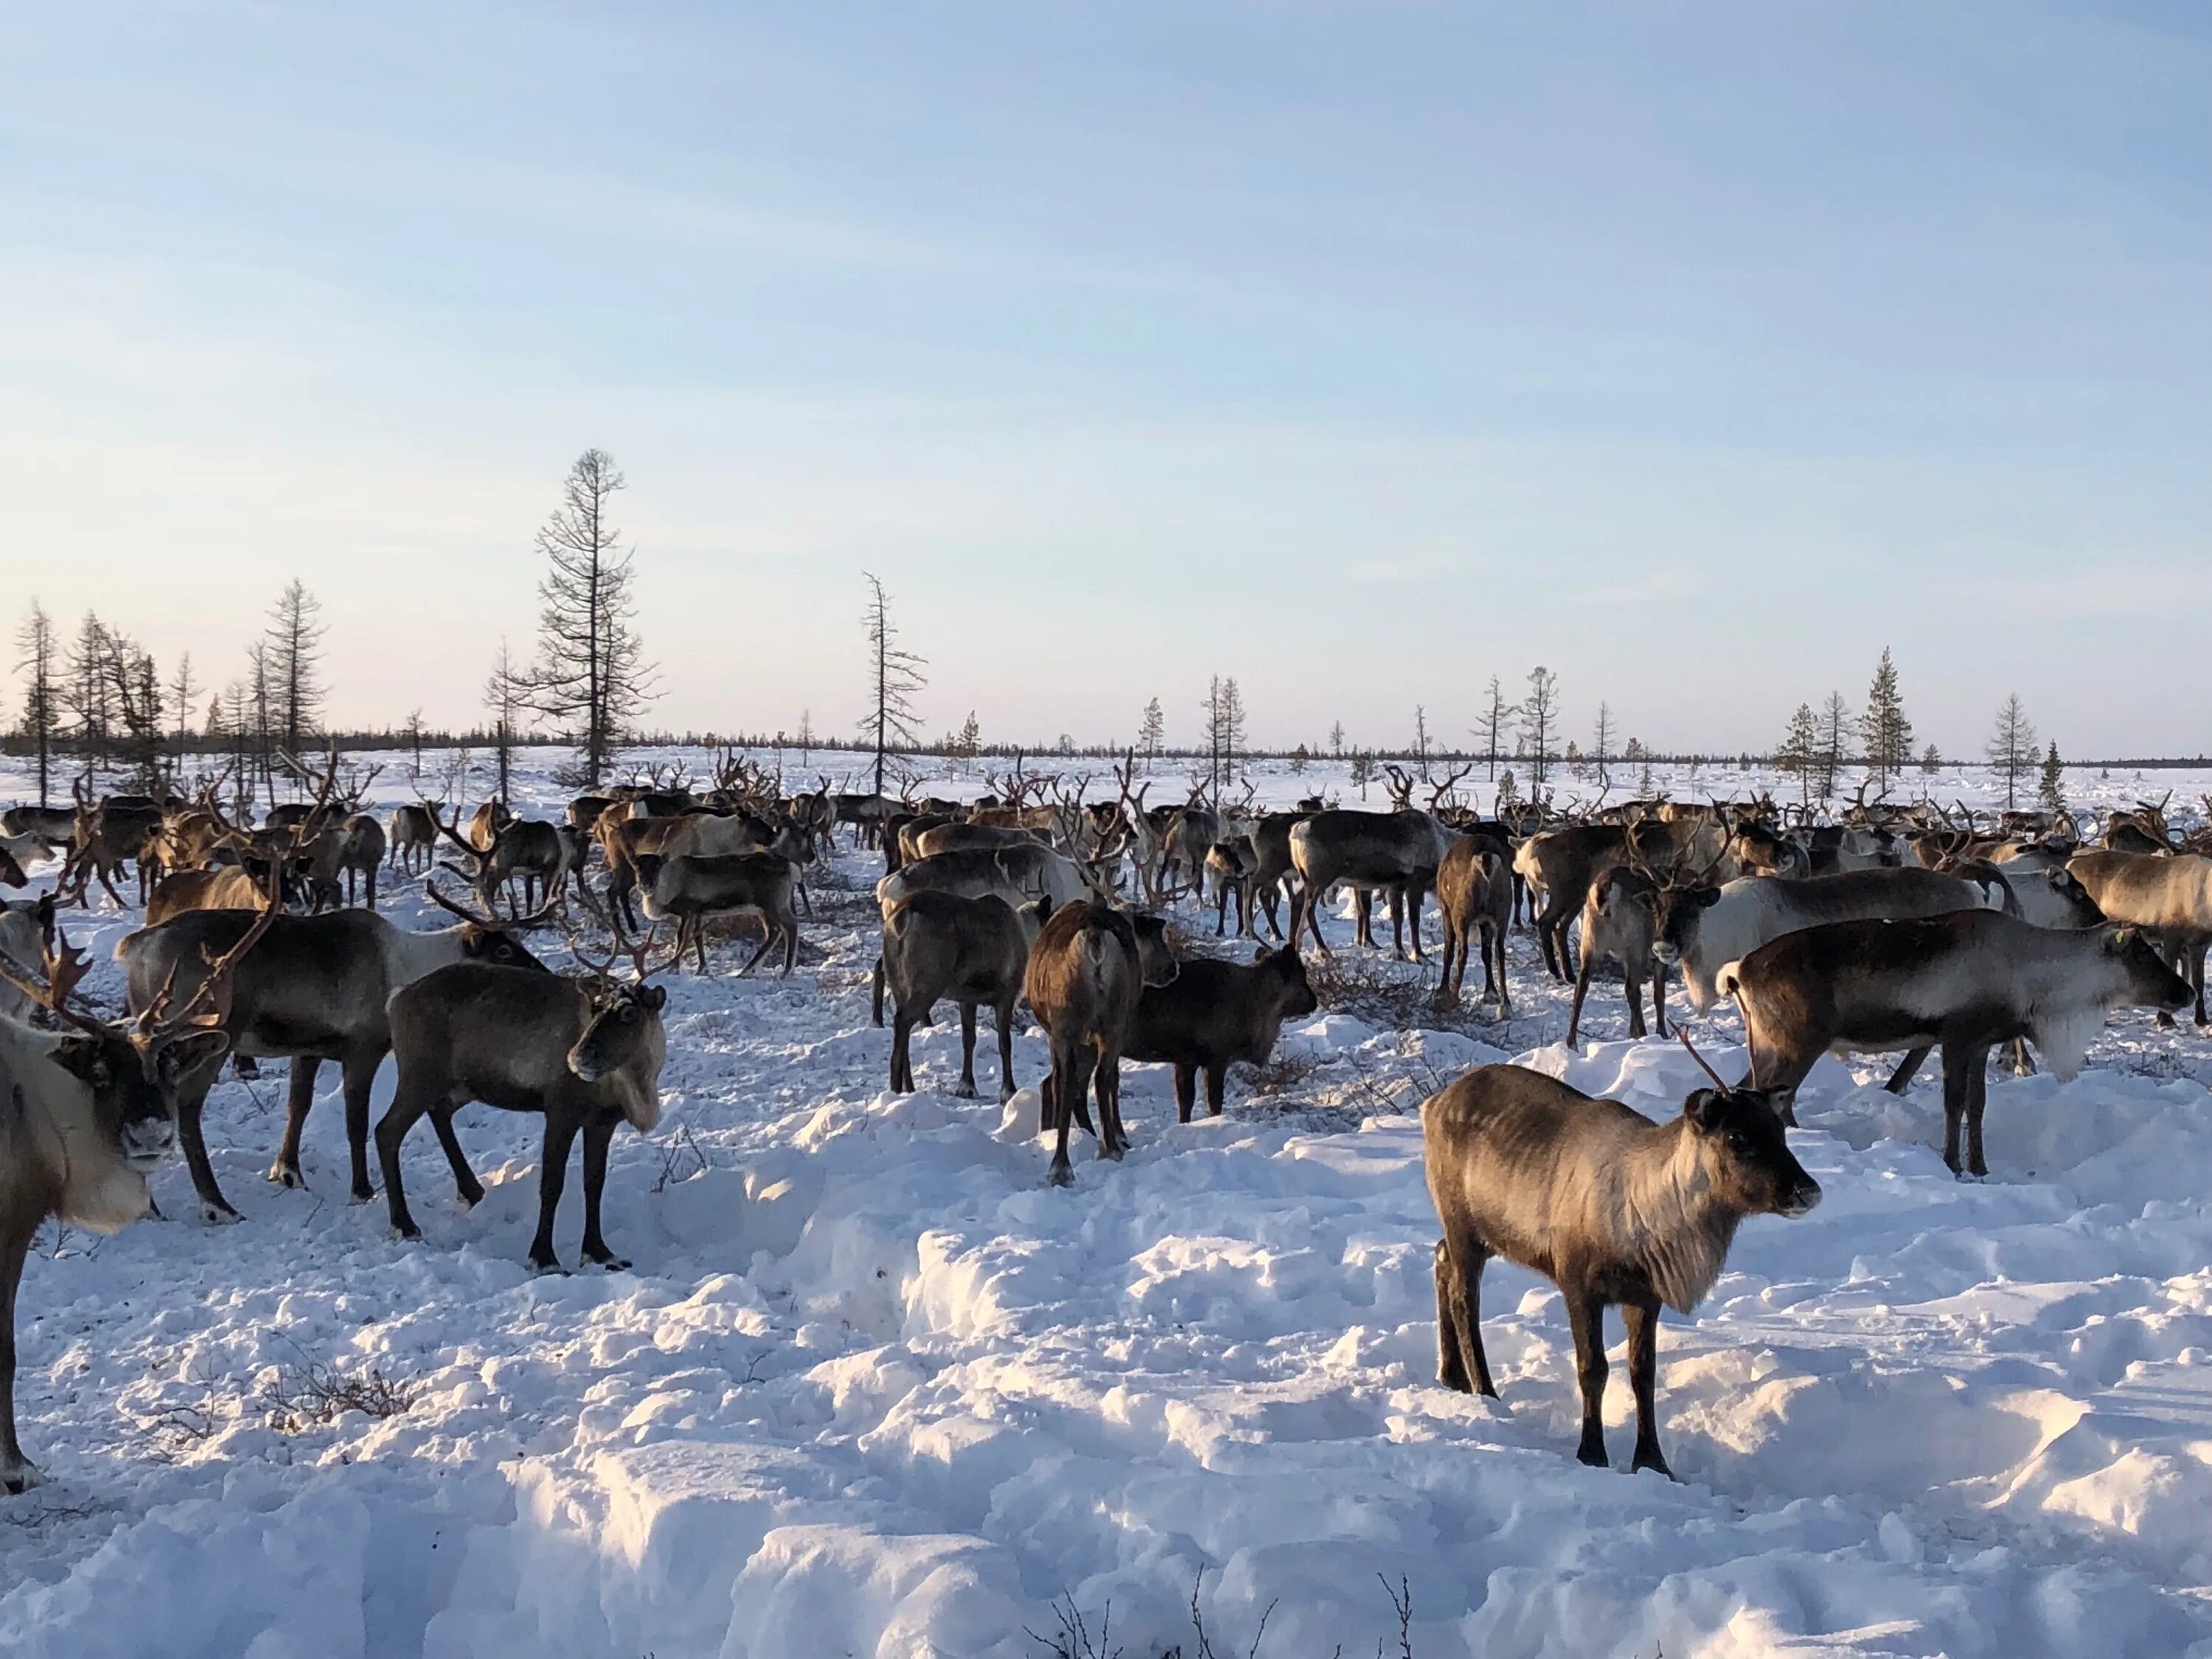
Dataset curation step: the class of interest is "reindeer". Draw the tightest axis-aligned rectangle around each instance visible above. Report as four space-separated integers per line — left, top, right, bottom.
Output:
116 881 550 1220
1722 911 2191 1173
437 808 567 917
880 891 1051 1102
1435 835 1512 1015
2066 850 2212 1026
378 919 670 1272
1565 866 1667 1048
1424 1052 1820 1476
1024 902 1178 1186
389 803 439 875
1287 808 1457 961
637 851 800 976
1 912 266 1490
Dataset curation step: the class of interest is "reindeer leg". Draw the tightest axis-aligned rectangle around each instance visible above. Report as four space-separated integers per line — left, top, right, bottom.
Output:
1885 1046 1932 1093
269 1057 321 1190
1 1220 43 1494
1623 1298 1672 1478
580 1117 628 1270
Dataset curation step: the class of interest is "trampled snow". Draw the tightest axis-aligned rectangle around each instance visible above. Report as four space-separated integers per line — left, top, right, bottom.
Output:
3 752 2211 1658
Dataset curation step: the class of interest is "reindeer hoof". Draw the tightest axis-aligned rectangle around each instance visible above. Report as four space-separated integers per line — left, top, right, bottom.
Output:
1 1459 48 1495
232 1056 261 1080
588 1253 633 1273
1046 1161 1074 1189
1576 1441 1609 1470
953 1083 978 1100
1630 1449 1675 1481
199 1201 242 1227
266 1163 306 1190
349 1185 375 1205
530 1258 571 1277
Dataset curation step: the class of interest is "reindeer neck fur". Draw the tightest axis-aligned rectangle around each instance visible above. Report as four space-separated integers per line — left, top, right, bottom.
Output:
1611 1119 1741 1315
0 1020 152 1234
2012 932 2124 1082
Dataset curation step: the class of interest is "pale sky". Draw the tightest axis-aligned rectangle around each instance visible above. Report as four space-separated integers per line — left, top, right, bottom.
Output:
4 3 2207 757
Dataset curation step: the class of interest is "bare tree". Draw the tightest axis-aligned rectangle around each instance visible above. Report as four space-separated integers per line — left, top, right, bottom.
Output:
484 637 527 804
1328 720 1345 760
265 579 326 775
169 650 199 746
1817 692 1851 801
527 448 656 788
859 571 926 798
14 602 59 805
1986 694 2038 810
796 707 815 765
1203 676 1248 801
1478 675 1515 782
1520 667 1559 789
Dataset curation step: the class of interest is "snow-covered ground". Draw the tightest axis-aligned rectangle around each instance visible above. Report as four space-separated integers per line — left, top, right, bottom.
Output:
3 751 2211 1658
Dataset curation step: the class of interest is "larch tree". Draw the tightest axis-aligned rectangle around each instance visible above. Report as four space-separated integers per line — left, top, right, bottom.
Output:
859 571 926 799
1138 698 1165 765
265 579 327 774
1203 676 1248 801
1478 675 1514 780
1328 720 1345 759
484 637 527 804
527 449 657 788
63 612 114 781
1817 692 1852 801
1985 695 2038 810
169 650 199 746
1520 667 1559 788
15 602 59 805
1591 702 1615 792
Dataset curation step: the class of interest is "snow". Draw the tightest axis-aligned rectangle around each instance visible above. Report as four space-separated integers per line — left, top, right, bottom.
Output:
4 751 2211 1658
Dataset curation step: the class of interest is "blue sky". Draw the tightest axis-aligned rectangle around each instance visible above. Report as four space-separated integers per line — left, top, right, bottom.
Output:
4 2 2207 756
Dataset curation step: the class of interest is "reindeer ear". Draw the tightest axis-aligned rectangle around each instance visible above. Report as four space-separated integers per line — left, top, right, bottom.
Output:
52 1037 114 1088
1696 886 1722 908
2108 927 2135 950
1251 945 1270 965
1682 1089 1719 1131
641 984 667 1012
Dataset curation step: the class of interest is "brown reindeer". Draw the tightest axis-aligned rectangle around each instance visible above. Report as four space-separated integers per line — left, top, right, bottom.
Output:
1023 902 1178 1186
1424 1055 1820 1476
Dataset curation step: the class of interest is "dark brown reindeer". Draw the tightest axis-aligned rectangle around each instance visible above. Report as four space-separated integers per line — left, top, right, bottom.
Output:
879 891 1052 1102
378 920 671 1272
1287 807 1457 961
115 881 550 1220
1023 902 1178 1186
1 911 267 1491
1423 1047 1820 1477
1123 944 1316 1121
637 850 800 976
1721 911 2191 1175
1434 834 1514 1017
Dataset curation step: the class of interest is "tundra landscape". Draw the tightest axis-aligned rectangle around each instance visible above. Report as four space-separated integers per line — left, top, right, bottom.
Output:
5 4 2206 1655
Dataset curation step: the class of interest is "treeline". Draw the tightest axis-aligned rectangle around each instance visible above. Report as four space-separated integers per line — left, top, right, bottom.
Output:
7 447 2199 811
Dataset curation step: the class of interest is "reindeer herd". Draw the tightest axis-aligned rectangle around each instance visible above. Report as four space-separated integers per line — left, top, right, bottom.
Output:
1 749 2209 1486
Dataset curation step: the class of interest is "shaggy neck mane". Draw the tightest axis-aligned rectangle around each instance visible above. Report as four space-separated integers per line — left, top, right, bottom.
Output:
0 1023 151 1234
1619 1121 1742 1314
